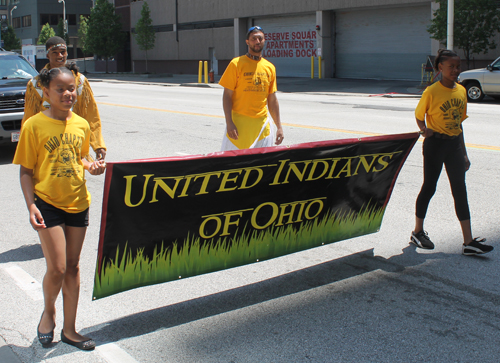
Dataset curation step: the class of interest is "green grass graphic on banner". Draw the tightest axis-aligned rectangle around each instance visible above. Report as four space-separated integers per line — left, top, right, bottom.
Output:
93 204 384 299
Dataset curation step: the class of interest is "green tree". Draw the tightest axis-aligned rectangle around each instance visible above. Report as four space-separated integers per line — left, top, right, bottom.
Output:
56 18 70 45
428 0 500 69
1 25 21 50
38 23 55 45
134 1 156 73
86 0 126 73
78 15 90 73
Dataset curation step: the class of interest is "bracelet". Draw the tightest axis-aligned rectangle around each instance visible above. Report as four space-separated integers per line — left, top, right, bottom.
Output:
418 128 426 135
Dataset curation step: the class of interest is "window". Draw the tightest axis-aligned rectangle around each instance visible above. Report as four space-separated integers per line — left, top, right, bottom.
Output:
40 13 77 26
0 0 6 5
22 15 31 27
68 14 76 26
12 17 20 28
40 14 61 26
40 14 49 25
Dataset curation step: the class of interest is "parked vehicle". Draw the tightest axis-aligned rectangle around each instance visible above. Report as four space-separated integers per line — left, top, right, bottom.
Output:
459 56 500 102
0 50 38 145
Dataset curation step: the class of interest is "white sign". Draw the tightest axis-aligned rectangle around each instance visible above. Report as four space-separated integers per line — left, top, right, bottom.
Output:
257 14 317 77
36 46 47 59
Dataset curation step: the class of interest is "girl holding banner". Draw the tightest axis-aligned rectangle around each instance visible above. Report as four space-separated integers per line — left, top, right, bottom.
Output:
411 49 493 256
14 65 106 350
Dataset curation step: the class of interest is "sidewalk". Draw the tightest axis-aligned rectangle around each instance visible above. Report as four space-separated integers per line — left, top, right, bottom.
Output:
85 72 424 98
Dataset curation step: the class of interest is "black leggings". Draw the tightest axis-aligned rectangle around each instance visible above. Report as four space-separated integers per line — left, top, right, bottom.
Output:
415 136 470 221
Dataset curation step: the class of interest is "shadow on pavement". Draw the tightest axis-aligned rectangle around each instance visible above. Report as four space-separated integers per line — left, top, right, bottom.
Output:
84 245 447 343
0 244 44 263
6 245 452 362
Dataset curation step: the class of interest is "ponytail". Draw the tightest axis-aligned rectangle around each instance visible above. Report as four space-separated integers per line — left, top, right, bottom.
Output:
434 49 459 71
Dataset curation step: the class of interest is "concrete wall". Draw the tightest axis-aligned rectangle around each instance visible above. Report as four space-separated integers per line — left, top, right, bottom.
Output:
129 0 500 76
170 0 430 20
130 0 432 75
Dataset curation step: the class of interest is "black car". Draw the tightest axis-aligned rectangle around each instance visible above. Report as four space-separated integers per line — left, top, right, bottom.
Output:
0 50 38 145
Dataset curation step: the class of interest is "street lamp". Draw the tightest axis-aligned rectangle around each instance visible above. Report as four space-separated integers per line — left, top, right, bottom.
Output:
58 0 66 34
10 5 17 27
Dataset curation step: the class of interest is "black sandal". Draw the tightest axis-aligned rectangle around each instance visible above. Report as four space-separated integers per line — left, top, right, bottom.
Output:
37 313 54 347
60 330 96 351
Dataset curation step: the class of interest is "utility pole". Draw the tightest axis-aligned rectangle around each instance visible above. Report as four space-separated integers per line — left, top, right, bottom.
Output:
447 0 454 50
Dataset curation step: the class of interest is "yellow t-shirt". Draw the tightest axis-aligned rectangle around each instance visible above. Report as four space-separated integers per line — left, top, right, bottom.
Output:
13 112 91 213
219 55 278 149
415 81 468 136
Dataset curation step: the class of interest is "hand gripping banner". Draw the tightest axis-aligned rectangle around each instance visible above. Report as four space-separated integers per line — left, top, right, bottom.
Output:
93 133 418 299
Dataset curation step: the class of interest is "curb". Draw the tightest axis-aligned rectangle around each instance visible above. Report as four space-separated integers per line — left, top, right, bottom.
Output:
180 83 223 89
0 336 22 363
383 94 422 98
87 77 421 97
88 78 223 90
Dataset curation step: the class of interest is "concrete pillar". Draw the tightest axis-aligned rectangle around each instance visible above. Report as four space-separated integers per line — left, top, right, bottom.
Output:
316 10 334 78
233 17 248 57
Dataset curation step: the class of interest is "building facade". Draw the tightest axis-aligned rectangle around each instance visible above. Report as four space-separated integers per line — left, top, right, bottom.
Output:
11 0 92 58
1 0 14 48
127 0 438 80
128 0 500 80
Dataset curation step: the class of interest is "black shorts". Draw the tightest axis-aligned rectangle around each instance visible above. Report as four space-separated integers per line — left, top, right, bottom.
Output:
34 195 89 228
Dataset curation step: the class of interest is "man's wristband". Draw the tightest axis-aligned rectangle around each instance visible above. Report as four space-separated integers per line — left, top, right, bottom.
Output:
418 127 426 135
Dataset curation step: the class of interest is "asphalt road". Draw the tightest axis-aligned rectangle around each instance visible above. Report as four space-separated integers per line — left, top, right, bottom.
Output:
1 81 500 362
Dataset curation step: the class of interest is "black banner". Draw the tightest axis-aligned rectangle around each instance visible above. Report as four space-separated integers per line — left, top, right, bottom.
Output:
93 133 418 300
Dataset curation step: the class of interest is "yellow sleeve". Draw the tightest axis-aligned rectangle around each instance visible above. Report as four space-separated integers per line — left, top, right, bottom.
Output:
268 65 277 94
461 86 468 122
21 79 42 127
74 77 106 151
415 87 430 121
13 116 38 169
219 60 238 91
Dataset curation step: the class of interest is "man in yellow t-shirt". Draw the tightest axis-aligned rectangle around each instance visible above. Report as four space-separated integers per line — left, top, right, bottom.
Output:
219 26 284 150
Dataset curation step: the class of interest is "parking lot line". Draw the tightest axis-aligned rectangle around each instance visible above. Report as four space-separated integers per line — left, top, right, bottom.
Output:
96 343 139 363
1 264 43 301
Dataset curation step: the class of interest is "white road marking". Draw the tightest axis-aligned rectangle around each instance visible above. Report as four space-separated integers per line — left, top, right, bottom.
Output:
97 343 140 363
1 263 43 301
175 152 190 155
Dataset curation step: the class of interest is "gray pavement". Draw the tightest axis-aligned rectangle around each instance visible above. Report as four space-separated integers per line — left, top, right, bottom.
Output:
0 335 22 363
0 73 424 363
84 72 425 97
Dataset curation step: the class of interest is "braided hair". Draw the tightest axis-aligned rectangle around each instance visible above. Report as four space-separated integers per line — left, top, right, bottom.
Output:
38 62 79 88
434 49 459 71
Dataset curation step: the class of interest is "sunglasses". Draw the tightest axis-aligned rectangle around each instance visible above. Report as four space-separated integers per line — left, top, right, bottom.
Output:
247 26 263 36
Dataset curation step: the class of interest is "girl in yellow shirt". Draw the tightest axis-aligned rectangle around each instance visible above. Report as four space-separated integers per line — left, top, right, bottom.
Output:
410 49 493 256
14 65 106 350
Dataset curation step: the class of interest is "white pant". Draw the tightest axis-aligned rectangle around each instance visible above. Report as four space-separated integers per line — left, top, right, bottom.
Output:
220 121 276 151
